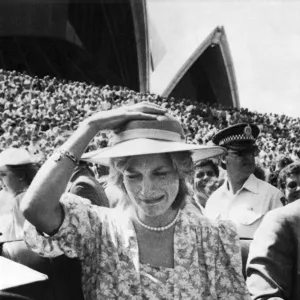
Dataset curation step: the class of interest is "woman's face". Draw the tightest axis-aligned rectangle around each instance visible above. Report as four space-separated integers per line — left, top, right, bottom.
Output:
0 166 22 194
123 154 179 217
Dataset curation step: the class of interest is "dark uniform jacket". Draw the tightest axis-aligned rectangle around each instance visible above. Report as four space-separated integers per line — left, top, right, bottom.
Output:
246 200 300 300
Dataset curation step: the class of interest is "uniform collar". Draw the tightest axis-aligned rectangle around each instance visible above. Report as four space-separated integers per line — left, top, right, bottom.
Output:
223 173 259 195
242 174 259 194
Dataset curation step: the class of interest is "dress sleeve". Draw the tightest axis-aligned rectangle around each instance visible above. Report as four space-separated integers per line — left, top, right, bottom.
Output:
23 193 104 260
215 221 251 299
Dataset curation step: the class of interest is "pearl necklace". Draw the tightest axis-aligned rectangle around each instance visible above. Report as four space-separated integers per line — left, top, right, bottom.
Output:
135 210 180 232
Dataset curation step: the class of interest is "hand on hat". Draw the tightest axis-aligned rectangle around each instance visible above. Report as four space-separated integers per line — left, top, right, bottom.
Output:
84 102 167 132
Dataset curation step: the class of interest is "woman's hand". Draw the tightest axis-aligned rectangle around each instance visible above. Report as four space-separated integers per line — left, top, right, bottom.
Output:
84 102 167 132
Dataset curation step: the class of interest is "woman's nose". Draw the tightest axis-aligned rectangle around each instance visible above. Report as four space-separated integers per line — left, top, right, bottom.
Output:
140 177 155 196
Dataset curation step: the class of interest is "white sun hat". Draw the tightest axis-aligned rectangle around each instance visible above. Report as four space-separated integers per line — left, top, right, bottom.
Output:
0 148 33 168
81 114 226 165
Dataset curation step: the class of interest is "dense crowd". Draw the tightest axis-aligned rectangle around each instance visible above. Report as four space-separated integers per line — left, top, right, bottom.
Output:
1 68 300 300
1 68 300 182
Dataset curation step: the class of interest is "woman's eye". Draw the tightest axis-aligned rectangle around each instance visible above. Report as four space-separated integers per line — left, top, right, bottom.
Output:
155 172 168 177
126 174 140 180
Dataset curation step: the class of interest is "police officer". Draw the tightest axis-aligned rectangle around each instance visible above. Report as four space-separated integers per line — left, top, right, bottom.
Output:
205 123 284 238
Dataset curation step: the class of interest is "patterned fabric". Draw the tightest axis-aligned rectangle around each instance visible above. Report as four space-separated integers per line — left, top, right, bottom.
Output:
24 193 251 300
140 263 174 299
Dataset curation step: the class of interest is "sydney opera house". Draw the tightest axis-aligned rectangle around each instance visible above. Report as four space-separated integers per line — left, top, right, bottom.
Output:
0 0 239 108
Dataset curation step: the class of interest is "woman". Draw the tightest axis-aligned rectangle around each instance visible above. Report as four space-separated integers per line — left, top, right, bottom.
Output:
0 148 38 241
21 102 250 299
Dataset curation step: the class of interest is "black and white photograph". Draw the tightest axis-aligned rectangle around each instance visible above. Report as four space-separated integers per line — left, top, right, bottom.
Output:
0 0 299 299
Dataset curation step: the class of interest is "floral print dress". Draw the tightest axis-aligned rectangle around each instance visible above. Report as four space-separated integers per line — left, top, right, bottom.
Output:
24 194 251 300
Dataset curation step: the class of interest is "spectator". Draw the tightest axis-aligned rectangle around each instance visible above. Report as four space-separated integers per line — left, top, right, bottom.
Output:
66 161 110 207
0 148 39 240
278 162 300 204
192 159 222 213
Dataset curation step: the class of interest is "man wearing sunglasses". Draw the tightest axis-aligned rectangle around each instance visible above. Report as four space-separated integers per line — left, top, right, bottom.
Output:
205 123 284 239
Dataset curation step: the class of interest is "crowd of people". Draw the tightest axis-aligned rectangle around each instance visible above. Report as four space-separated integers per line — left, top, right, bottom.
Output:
1 68 300 299
1 68 300 179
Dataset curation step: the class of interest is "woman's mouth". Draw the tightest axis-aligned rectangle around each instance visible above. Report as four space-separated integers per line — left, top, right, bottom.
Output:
142 196 164 204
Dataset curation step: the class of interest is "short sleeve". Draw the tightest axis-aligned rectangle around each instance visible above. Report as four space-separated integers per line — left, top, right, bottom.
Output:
24 193 104 260
215 221 251 299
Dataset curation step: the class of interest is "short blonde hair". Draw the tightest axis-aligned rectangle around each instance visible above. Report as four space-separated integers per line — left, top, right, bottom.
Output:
108 151 194 209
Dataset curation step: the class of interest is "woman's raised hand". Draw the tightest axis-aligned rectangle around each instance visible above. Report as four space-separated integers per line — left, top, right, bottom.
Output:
84 102 167 132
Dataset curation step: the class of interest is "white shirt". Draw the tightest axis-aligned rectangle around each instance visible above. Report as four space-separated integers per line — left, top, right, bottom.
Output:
0 189 13 241
0 192 26 242
191 196 206 215
205 174 284 238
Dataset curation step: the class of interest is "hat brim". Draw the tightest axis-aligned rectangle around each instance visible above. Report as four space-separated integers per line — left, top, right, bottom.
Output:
225 142 257 151
0 149 33 168
81 138 226 166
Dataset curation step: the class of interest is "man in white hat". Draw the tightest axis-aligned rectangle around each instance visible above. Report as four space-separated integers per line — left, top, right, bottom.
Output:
205 123 284 239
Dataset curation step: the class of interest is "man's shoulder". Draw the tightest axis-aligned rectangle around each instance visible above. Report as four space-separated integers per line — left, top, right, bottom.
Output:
278 200 300 216
254 176 283 195
266 200 300 222
207 185 225 203
209 182 226 197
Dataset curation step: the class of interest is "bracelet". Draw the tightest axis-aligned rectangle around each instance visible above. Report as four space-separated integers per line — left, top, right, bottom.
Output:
52 148 79 165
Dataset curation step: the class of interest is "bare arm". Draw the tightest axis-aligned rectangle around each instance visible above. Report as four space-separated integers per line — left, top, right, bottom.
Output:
21 102 166 234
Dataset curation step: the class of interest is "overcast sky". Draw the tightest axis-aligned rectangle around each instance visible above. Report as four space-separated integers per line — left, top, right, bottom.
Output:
147 0 300 118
